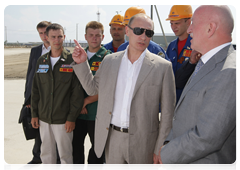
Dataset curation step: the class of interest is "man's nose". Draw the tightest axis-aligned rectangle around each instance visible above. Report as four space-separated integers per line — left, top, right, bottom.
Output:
139 31 146 40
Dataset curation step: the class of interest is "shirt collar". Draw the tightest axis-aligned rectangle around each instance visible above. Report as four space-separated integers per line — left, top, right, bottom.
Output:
201 42 231 64
123 45 146 63
42 44 51 51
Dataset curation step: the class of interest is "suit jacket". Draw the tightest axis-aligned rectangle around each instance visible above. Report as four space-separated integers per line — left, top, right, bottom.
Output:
72 49 176 163
161 45 236 164
24 44 43 105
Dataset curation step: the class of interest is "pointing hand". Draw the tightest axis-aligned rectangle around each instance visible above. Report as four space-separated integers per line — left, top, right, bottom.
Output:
72 39 87 64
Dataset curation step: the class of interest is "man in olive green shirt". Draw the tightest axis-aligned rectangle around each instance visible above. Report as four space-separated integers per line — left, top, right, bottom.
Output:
31 23 84 164
72 21 111 164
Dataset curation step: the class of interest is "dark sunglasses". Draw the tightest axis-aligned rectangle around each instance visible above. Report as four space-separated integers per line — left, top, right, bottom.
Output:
128 25 154 38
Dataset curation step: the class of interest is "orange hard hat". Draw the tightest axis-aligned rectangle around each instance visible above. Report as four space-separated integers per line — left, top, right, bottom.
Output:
166 5 192 21
109 14 124 26
123 6 146 25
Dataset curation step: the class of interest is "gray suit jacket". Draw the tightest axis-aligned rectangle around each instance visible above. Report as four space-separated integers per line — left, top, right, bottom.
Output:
72 49 176 163
161 45 236 164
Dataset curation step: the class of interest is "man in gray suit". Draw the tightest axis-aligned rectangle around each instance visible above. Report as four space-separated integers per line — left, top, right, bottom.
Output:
71 13 176 163
157 5 236 164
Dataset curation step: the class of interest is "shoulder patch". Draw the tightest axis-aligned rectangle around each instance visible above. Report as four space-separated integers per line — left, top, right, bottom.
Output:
157 51 165 58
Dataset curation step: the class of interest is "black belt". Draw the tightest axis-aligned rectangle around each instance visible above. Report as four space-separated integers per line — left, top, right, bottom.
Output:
110 124 128 133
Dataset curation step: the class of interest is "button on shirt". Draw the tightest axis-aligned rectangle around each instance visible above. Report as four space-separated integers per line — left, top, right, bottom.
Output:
111 46 146 128
41 44 51 56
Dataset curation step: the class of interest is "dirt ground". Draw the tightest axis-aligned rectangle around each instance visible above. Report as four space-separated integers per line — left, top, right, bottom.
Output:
4 47 74 79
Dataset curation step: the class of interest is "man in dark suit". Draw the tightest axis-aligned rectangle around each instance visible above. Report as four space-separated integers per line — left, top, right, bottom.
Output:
24 21 51 164
157 5 236 164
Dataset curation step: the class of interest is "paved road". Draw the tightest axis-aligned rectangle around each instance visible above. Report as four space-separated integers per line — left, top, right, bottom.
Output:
2 79 163 170
4 79 90 164
4 48 31 56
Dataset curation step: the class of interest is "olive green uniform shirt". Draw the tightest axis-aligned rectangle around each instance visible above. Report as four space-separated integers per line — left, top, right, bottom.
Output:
78 46 111 121
31 48 84 124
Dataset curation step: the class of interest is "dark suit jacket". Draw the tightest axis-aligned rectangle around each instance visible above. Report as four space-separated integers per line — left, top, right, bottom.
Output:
24 44 43 105
175 59 196 89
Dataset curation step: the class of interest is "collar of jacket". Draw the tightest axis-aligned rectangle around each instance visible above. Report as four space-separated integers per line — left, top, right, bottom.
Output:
45 47 70 61
85 46 108 59
172 34 192 51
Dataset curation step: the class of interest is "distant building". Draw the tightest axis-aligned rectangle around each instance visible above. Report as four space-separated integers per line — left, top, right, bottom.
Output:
64 40 88 48
152 33 177 50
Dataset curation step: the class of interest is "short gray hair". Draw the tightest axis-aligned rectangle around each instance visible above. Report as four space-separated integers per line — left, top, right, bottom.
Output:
128 13 154 30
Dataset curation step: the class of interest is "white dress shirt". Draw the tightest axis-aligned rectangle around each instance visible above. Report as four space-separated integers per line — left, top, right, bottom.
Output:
201 42 231 64
41 44 51 56
111 46 147 128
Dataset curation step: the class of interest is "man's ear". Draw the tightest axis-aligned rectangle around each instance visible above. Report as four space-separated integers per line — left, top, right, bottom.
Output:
208 22 218 38
125 26 129 37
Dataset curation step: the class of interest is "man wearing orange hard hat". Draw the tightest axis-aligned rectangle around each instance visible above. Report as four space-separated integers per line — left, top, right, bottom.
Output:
104 14 126 52
117 6 168 60
166 5 200 103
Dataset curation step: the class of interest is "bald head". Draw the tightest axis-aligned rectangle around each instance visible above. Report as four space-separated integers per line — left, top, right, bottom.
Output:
196 5 234 36
187 5 234 54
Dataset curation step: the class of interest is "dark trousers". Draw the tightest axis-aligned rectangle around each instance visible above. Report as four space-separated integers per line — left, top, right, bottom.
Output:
31 128 61 163
72 119 104 164
32 130 42 163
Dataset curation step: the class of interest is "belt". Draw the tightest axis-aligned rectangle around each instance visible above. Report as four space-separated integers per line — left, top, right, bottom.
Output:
110 124 128 133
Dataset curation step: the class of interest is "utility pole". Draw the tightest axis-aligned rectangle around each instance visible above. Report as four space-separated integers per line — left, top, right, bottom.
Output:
151 5 153 19
76 23 78 41
5 26 7 45
151 5 153 40
97 9 100 22
154 5 168 48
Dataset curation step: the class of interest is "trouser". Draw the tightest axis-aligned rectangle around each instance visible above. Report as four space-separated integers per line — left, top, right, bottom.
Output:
32 129 42 163
72 119 104 164
31 130 61 164
105 126 129 164
39 120 73 164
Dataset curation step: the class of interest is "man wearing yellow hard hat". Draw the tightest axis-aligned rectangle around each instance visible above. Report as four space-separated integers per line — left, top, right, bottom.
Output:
117 6 168 60
166 5 199 103
104 14 126 52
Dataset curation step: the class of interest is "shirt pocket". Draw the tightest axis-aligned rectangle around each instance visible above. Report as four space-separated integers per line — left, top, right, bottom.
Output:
38 72 48 84
59 72 72 83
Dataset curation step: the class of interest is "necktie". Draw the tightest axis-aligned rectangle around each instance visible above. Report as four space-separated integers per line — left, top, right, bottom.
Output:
191 59 204 79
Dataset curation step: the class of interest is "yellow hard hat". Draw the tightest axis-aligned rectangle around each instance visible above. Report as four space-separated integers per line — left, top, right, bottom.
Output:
166 5 192 21
123 6 146 25
109 14 124 26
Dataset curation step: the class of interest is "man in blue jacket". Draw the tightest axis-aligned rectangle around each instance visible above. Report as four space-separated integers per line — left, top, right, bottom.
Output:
104 14 126 52
166 5 200 103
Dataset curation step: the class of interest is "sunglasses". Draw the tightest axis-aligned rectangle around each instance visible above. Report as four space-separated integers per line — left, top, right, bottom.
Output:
128 25 154 38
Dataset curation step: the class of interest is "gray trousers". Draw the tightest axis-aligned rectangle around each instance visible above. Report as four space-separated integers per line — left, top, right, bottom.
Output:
105 126 129 164
39 120 73 164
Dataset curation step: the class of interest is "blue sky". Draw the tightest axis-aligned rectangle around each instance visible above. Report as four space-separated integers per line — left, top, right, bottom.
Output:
3 4 237 44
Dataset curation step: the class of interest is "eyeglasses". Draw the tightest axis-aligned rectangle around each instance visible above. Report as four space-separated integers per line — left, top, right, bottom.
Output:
128 25 154 38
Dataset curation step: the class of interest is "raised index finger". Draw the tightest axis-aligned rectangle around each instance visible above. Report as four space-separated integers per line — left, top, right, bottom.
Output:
74 39 81 48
